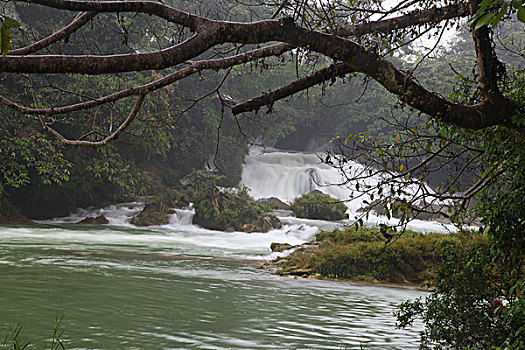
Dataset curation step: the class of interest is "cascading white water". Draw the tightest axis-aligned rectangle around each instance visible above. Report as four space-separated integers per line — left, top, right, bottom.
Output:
2 160 427 350
3 151 429 350
42 147 458 234
39 202 144 226
38 201 321 258
241 147 373 211
241 147 458 233
169 208 195 226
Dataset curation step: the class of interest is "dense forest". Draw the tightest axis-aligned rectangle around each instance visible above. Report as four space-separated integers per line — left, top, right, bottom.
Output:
1 2 405 218
3 4 520 220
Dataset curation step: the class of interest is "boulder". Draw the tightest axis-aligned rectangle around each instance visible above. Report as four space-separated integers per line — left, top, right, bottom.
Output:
77 215 109 225
270 242 294 252
291 192 348 221
308 189 325 195
258 197 291 210
171 199 190 209
244 215 282 233
130 207 173 226
193 186 281 232
192 214 224 231
129 187 195 227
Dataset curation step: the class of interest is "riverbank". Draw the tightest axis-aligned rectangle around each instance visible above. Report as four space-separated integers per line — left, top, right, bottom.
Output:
266 226 488 286
0 199 33 224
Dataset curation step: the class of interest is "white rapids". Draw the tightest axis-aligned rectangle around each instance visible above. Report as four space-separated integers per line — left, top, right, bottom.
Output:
38 146 460 259
241 147 458 233
36 201 319 259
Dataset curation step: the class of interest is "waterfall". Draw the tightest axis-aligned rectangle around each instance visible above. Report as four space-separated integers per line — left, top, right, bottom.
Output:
240 147 367 211
39 202 144 226
240 147 458 233
42 147 458 234
169 208 195 226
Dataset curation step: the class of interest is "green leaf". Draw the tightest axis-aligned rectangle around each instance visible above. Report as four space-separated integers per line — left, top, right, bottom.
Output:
0 16 20 57
474 13 495 29
1 26 9 57
491 7 507 26
517 5 525 23
3 17 21 30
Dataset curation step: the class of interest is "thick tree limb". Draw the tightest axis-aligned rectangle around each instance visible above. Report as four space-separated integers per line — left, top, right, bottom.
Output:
19 0 207 31
333 2 470 36
0 43 290 115
22 0 469 38
0 1 471 75
470 1 504 99
0 29 221 74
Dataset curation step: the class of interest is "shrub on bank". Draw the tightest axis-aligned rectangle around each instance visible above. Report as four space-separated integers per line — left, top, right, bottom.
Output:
193 186 281 232
291 192 348 221
0 199 32 224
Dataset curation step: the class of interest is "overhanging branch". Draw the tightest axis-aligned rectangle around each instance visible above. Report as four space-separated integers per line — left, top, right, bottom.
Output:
333 2 470 36
232 62 354 115
0 43 291 115
41 93 146 147
1 0 521 131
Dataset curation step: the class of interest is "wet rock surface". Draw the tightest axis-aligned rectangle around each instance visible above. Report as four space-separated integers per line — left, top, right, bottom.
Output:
77 215 109 225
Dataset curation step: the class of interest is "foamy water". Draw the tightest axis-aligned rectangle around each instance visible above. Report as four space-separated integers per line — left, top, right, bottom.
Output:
242 147 457 233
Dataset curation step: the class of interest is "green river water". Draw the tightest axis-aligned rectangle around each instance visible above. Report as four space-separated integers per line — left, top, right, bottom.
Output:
0 220 424 350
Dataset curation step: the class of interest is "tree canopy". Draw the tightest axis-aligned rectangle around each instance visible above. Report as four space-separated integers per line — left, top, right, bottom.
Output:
0 0 523 144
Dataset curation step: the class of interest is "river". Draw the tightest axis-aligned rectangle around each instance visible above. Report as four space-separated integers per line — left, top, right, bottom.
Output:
0 148 432 349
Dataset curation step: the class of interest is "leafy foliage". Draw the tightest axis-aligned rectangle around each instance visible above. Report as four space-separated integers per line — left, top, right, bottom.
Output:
192 182 279 232
471 0 525 29
0 131 71 196
396 244 516 349
0 15 20 57
1 316 66 350
275 227 488 284
392 35 525 350
291 192 348 221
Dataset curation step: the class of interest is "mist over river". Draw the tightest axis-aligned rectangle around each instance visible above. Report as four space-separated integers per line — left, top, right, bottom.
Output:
0 148 430 349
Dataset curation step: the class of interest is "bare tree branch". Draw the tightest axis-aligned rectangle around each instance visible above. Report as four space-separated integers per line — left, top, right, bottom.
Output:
40 93 146 147
0 43 291 115
333 2 470 36
10 12 98 55
0 0 521 132
19 0 207 30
